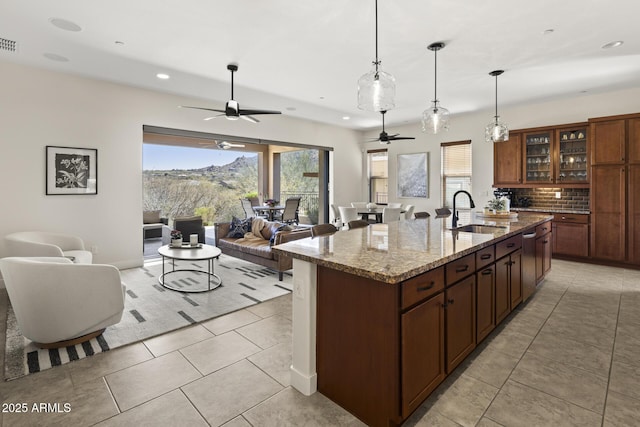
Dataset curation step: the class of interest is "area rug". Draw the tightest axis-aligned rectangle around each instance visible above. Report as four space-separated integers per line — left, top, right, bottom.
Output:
4 254 292 381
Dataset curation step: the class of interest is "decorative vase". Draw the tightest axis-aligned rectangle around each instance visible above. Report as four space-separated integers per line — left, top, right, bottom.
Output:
171 238 183 247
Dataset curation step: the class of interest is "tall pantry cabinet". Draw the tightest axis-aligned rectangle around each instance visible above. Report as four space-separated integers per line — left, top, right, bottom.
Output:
589 114 640 265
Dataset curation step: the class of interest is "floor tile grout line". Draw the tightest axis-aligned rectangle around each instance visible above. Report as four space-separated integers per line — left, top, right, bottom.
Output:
176 387 212 426
601 286 624 426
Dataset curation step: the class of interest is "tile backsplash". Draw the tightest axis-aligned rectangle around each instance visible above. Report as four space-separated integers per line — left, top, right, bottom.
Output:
503 188 589 211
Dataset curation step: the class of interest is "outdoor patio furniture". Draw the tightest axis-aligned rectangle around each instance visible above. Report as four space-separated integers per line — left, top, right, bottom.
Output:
273 197 301 225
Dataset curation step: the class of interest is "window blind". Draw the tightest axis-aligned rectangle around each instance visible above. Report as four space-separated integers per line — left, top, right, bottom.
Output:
441 141 472 208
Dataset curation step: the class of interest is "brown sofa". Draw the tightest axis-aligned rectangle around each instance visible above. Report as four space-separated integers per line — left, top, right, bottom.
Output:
214 219 311 280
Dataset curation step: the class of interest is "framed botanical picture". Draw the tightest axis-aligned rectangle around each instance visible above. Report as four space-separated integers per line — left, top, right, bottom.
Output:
46 146 98 195
397 152 429 198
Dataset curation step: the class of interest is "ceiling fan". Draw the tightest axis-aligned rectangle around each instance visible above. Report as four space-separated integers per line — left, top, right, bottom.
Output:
197 140 246 150
368 110 415 144
180 63 282 123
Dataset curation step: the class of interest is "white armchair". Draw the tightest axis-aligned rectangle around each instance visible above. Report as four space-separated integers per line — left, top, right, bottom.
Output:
4 231 93 263
0 257 126 348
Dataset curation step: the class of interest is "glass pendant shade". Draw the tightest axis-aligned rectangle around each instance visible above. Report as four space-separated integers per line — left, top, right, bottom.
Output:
422 100 450 133
485 116 509 142
357 63 396 111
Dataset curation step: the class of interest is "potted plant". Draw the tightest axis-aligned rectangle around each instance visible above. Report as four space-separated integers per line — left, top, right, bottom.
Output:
485 198 506 214
170 230 183 247
264 198 279 208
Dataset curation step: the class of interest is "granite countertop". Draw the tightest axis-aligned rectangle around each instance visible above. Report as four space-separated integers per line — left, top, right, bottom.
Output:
512 207 590 214
273 213 553 284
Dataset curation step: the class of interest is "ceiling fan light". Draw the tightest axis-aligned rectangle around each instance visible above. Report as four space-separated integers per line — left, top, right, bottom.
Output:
357 64 396 111
485 117 509 142
422 100 450 134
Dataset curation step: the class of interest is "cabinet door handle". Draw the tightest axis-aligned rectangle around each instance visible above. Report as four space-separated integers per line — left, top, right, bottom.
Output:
455 265 469 273
561 216 575 221
507 243 515 248
447 299 455 305
480 254 492 260
543 240 549 244
417 281 435 292
481 269 493 276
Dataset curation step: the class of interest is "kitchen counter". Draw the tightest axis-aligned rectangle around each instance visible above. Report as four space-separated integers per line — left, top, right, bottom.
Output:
273 213 552 284
512 207 590 214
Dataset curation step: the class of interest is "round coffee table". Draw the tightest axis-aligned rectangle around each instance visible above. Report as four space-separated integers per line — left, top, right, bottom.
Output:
157 244 222 292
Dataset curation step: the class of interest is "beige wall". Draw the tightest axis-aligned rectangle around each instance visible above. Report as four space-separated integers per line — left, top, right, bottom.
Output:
361 87 640 215
0 61 362 270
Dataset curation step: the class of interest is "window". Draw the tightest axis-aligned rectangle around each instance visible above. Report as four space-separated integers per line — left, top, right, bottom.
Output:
441 141 472 208
368 149 388 204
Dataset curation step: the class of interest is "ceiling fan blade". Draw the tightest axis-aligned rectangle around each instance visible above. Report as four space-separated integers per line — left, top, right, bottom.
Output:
203 114 225 121
240 109 282 116
240 115 259 123
389 136 416 141
388 133 400 138
179 105 225 114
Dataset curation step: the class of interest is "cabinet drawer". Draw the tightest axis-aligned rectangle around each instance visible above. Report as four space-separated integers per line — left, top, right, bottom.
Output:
496 234 522 260
476 245 495 270
401 266 445 309
552 213 589 224
445 253 475 286
536 221 552 236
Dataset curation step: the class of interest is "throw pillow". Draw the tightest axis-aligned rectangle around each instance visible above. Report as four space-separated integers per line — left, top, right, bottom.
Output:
226 216 252 238
251 217 267 239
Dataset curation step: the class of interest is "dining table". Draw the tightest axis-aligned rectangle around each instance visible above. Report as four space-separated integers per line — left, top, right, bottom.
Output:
356 208 406 223
253 205 285 221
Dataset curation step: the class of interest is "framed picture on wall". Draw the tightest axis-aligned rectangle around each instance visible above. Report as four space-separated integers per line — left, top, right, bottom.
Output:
46 146 98 195
397 152 429 198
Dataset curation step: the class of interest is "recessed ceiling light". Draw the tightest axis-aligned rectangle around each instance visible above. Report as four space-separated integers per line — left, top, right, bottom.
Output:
342 116 350 120
156 73 170 80
115 41 125 46
319 96 325 100
43 52 69 62
49 18 82 32
542 29 554 35
602 40 624 49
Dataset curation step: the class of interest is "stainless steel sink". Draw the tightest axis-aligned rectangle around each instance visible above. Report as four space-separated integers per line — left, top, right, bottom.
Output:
450 224 507 234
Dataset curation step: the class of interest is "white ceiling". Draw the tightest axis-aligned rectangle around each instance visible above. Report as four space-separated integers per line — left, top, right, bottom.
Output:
2 0 640 131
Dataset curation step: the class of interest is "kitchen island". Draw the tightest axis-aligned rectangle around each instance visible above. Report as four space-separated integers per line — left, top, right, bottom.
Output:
272 213 553 427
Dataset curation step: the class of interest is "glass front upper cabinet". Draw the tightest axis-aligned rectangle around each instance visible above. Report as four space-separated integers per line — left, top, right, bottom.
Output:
556 127 588 183
524 131 553 184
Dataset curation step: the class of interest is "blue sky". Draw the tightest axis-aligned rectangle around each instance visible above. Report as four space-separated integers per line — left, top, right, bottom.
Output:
143 144 256 170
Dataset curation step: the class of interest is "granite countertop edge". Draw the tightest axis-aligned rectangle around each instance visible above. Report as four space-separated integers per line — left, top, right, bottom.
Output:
512 207 590 214
273 214 553 284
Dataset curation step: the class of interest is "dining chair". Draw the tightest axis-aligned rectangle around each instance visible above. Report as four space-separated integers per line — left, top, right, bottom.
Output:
275 197 301 225
350 202 368 209
387 203 402 208
241 199 255 219
403 204 415 220
348 220 370 229
330 204 341 225
382 207 402 223
414 211 430 218
311 223 338 238
338 206 359 225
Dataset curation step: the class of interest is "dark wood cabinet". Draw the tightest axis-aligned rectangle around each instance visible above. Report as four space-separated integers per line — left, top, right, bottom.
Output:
401 293 445 417
509 249 523 309
589 114 640 265
494 132 522 186
522 230 537 302
495 256 511 324
476 265 495 343
445 275 476 373
552 213 590 258
493 122 589 188
536 222 552 283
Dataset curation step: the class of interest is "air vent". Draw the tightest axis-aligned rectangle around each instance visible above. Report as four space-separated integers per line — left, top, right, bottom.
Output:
0 38 18 53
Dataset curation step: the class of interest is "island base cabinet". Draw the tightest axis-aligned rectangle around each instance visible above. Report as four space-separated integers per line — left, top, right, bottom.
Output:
476 266 496 344
317 267 400 427
495 258 511 324
401 292 445 418
445 276 476 373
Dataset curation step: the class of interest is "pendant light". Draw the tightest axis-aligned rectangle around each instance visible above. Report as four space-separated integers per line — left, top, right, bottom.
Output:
422 42 449 134
485 70 509 142
357 0 395 111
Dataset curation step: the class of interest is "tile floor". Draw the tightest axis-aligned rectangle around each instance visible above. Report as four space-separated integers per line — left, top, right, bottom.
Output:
1 259 640 426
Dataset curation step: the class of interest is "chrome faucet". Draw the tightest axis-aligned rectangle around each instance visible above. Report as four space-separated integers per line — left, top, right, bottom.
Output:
452 190 476 228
